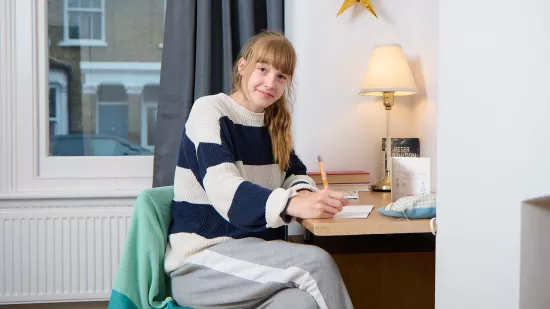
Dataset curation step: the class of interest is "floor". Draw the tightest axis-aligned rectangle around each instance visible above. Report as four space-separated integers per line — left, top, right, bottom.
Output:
2 302 108 309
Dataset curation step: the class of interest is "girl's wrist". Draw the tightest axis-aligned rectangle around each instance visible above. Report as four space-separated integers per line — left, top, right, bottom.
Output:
285 195 299 218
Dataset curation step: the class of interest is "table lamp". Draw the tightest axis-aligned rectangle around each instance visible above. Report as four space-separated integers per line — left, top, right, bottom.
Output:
360 44 417 192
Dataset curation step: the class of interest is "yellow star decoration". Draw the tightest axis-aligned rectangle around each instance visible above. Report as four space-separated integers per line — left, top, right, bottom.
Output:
337 0 378 18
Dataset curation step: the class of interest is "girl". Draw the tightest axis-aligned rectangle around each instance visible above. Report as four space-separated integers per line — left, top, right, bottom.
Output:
165 31 354 309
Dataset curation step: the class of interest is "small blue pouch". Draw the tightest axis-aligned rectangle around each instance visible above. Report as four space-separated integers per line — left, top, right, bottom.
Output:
378 194 436 219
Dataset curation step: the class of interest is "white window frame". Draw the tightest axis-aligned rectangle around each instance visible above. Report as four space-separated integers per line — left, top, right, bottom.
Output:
141 101 158 151
59 0 107 47
48 69 69 135
0 0 153 198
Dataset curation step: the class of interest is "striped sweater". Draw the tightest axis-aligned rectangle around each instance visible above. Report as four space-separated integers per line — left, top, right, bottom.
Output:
164 93 318 273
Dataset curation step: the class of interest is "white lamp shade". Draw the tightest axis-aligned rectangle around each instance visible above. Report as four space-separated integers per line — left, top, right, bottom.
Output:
359 44 417 96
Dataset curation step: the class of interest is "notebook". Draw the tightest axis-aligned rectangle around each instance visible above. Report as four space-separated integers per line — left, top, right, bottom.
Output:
333 205 374 219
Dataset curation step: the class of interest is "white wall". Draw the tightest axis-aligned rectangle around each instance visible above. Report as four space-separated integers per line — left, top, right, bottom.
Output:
285 0 438 190
520 198 550 309
437 0 550 308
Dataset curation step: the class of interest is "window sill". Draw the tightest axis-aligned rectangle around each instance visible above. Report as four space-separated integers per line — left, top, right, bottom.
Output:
0 191 140 209
58 40 108 47
0 189 142 200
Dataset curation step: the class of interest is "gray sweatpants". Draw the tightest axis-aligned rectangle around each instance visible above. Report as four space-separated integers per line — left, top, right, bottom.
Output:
170 237 353 309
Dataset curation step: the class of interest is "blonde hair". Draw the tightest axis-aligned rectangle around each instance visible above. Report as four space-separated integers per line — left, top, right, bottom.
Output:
231 31 297 170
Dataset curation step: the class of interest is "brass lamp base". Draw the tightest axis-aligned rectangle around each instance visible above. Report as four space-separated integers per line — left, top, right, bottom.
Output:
371 170 391 192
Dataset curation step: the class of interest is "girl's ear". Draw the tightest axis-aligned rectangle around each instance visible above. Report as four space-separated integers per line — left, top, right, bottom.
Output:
237 58 247 75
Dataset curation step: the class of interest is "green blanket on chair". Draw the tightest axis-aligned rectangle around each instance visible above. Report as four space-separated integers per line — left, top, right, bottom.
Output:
108 186 190 309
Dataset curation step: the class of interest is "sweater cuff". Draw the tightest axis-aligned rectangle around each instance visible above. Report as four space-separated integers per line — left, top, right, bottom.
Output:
290 182 319 193
266 188 298 228
282 174 317 190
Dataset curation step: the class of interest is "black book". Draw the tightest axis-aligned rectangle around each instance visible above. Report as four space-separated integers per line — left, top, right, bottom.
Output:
381 138 420 175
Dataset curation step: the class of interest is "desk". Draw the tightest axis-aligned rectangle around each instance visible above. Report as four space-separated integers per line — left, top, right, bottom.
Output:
299 191 432 236
298 191 435 309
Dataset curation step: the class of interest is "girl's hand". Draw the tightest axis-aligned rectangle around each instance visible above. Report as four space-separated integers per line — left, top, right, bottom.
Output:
286 189 350 219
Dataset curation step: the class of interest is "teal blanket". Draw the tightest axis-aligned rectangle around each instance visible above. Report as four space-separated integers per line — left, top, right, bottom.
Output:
108 186 190 309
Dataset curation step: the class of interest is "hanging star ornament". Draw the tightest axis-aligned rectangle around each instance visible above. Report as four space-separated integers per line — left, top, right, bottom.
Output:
337 0 378 18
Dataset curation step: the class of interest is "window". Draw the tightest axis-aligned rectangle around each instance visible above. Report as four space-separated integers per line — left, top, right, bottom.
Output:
48 0 163 162
60 0 106 46
0 0 166 195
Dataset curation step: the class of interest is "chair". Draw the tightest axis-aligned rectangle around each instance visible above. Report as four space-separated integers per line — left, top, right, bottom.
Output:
108 186 190 309
108 186 289 309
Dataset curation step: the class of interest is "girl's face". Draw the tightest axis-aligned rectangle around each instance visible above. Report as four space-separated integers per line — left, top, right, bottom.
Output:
238 59 289 113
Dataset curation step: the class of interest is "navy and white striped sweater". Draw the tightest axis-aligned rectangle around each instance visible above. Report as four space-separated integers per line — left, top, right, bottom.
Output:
164 93 318 273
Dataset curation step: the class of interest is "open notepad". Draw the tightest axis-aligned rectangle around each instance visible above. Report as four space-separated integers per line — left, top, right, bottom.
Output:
333 205 375 219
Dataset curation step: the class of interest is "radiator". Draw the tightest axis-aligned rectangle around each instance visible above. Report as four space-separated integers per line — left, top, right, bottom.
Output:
0 207 133 304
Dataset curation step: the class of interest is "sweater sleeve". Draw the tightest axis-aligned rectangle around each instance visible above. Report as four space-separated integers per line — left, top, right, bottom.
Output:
185 100 296 232
281 150 320 193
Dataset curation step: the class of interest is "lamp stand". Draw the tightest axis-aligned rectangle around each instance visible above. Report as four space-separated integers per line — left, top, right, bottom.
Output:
371 92 394 192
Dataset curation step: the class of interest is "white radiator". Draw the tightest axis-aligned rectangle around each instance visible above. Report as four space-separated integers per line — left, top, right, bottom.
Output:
0 207 133 304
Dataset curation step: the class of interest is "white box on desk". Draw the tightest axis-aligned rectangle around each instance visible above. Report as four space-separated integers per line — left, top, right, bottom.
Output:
390 157 430 202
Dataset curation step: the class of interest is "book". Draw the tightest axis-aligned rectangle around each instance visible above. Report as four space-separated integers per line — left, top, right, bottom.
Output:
314 183 371 192
307 171 369 184
381 138 420 176
390 157 430 202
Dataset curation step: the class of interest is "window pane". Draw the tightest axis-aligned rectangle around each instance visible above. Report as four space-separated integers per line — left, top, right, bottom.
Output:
49 88 56 117
147 107 157 147
68 12 80 39
79 12 92 40
91 12 102 40
48 0 163 156
80 0 92 8
90 0 101 9
68 0 80 8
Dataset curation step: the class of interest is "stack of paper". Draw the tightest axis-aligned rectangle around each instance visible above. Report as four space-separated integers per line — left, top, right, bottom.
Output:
333 205 374 219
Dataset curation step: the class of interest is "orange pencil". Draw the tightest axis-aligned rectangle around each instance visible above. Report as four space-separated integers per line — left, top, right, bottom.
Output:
317 154 329 190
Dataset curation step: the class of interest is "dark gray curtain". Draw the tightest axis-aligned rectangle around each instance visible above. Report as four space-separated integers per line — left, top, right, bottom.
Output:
153 0 284 187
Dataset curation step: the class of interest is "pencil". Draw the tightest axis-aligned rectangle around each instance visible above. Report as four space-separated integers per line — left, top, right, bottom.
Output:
317 154 329 190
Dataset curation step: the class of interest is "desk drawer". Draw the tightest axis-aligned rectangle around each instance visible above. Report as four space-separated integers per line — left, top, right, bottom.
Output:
306 233 435 254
